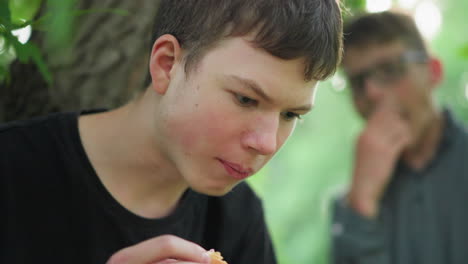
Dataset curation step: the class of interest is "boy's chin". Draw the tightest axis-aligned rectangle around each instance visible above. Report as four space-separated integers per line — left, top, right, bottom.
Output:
191 182 239 197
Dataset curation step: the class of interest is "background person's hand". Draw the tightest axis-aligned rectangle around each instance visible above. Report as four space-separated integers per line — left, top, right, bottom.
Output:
107 235 212 264
347 95 412 219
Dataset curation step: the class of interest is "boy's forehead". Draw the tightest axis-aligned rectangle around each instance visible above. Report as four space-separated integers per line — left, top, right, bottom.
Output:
201 37 306 75
189 36 317 103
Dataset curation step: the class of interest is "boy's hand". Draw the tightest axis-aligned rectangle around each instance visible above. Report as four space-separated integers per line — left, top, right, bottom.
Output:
348 95 412 219
107 235 211 264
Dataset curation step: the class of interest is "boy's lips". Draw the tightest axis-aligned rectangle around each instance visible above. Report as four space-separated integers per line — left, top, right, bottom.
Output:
217 158 254 180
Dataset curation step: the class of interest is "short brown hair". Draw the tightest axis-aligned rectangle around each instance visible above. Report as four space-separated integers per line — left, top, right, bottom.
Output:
151 0 343 81
343 11 428 56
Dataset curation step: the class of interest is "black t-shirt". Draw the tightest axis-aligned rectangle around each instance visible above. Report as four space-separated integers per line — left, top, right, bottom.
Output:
1 111 277 264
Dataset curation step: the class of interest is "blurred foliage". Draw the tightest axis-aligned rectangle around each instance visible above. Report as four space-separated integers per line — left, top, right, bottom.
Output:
43 0 128 54
0 0 128 84
346 0 366 9
9 0 41 24
0 0 50 83
248 1 468 264
45 0 75 52
459 44 468 59
341 0 366 17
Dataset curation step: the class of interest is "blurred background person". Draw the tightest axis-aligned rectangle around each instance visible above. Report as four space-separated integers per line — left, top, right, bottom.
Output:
331 10 468 264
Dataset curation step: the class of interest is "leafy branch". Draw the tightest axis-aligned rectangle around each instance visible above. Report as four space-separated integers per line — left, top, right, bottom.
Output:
0 0 51 83
0 0 129 85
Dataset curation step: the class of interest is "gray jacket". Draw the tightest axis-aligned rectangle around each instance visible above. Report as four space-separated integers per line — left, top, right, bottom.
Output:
332 111 468 264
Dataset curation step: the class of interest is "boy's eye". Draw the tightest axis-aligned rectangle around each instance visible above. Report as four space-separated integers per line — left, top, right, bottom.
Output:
281 111 302 121
235 94 257 107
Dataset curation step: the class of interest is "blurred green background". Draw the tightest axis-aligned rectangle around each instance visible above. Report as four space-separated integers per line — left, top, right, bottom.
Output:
1 0 468 263
249 1 468 264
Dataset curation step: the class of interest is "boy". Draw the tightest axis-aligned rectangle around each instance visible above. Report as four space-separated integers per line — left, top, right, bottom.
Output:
1 1 343 263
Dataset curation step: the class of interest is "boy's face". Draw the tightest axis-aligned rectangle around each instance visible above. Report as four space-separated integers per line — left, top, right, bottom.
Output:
155 37 317 196
342 41 436 147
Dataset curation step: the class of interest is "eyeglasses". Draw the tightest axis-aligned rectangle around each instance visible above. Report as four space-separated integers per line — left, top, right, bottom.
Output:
347 51 428 94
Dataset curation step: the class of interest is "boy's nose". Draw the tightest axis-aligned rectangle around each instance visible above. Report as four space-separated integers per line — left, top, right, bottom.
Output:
241 116 279 156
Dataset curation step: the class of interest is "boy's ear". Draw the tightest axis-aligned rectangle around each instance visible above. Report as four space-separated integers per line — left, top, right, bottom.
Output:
427 57 443 88
149 34 182 95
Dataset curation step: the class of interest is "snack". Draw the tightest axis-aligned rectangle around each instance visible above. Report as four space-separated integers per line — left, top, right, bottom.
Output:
207 249 228 264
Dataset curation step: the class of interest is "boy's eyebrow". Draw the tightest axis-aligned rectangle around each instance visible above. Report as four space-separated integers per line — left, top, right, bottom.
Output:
225 75 312 112
288 105 312 112
226 75 273 103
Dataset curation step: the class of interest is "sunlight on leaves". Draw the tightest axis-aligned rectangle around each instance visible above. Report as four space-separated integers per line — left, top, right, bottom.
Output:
414 1 442 40
366 0 392 12
11 24 31 44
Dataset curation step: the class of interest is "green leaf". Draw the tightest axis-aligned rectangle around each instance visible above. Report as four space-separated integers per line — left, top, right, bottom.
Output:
4 31 52 83
5 30 28 61
0 62 11 84
2 31 17 56
9 0 42 24
28 42 52 83
45 0 75 49
0 0 12 26
29 13 52 31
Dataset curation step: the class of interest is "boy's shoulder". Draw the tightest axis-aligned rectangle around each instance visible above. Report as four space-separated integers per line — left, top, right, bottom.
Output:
0 111 71 131
0 112 78 163
0 112 73 144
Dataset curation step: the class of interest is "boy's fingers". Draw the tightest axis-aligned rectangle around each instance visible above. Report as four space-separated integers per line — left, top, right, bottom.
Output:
153 259 178 264
107 235 211 264
154 262 202 264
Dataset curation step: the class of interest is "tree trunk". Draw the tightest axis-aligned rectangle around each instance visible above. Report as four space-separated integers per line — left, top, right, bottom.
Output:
0 0 160 122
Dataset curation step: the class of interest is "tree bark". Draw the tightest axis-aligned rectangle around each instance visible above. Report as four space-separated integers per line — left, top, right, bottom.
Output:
0 0 160 122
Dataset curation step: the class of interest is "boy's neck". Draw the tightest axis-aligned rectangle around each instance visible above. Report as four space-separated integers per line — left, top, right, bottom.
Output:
78 93 188 219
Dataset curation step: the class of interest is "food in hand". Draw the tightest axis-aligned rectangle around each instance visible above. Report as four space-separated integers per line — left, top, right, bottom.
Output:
207 249 228 264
